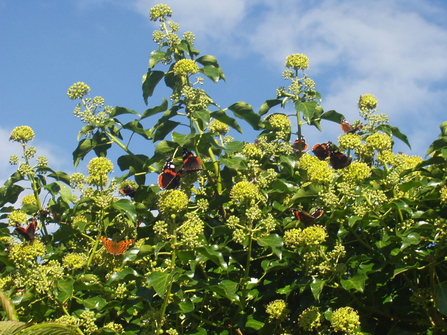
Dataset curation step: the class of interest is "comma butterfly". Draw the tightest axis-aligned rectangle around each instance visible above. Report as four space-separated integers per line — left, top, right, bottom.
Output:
99 236 134 256
15 219 37 241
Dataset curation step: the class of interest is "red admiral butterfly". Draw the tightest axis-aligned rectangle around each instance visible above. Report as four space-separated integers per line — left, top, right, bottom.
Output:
158 158 182 189
294 208 324 225
340 118 362 134
329 151 352 169
292 136 309 151
119 185 136 197
312 142 332 160
15 219 37 241
182 148 202 172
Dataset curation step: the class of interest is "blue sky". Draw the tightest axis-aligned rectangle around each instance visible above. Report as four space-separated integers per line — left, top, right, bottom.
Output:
1 0 447 186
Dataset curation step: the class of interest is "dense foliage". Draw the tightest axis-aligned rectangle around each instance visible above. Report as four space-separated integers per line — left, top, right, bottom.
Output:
2 4 447 335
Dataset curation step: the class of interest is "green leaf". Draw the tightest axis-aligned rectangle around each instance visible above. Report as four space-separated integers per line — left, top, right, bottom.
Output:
401 233 421 250
376 124 411 149
220 156 247 170
196 245 227 270
295 101 318 124
141 98 168 119
16 323 78 335
426 137 447 156
257 234 283 259
72 138 95 167
340 272 367 292
172 132 195 147
320 109 345 123
56 278 74 303
228 102 262 130
210 110 243 133
179 299 195 313
111 106 139 117
435 283 447 316
259 99 282 116
200 65 221 83
149 49 167 68
142 70 165 105
122 120 151 140
310 278 326 301
112 199 137 222
246 315 265 331
196 55 225 81
147 271 170 298
83 296 107 310
153 120 181 142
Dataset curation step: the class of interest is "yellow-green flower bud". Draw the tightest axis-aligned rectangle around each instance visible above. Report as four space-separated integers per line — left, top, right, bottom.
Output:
366 132 392 151
158 190 189 213
440 186 447 204
9 210 28 225
266 299 290 321
63 253 88 270
338 133 362 150
242 143 263 159
340 161 371 183
209 119 229 135
18 163 33 176
173 59 199 76
330 307 361 334
67 82 90 100
265 114 291 132
285 53 309 70
87 157 113 186
284 226 327 248
358 94 378 111
9 155 19 165
10 126 35 144
183 31 195 43
149 4 173 22
230 181 262 205
178 212 204 248
21 194 37 206
9 240 46 267
37 156 48 168
298 306 323 331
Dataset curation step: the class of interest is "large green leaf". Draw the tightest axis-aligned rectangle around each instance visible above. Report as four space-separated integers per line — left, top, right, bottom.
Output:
112 199 137 222
72 138 95 167
228 102 262 130
295 101 318 124
142 70 165 105
56 278 74 303
435 283 447 316
376 124 411 149
111 106 139 117
153 120 181 142
310 278 326 301
320 109 345 123
147 271 170 298
340 272 367 292
141 98 168 120
149 49 167 68
210 110 242 133
122 120 151 140
259 99 282 116
257 234 283 259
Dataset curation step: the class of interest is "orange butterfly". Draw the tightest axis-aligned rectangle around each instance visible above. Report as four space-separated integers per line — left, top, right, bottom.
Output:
15 219 37 241
99 236 134 256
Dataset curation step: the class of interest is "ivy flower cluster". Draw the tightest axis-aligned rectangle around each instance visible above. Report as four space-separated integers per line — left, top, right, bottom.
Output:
10 125 35 145
265 299 290 322
209 119 229 135
158 190 189 214
284 225 327 248
87 157 114 187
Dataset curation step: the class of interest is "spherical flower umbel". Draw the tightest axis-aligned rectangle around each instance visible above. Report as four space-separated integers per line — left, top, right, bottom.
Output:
8 210 28 226
158 190 189 214
67 82 91 100
149 4 173 22
340 161 371 183
242 143 263 159
10 126 35 144
365 132 392 151
173 59 199 76
63 253 88 270
265 114 291 132
338 133 362 150
330 307 361 334
285 53 309 70
230 181 262 205
87 157 113 186
298 306 324 331
21 194 37 206
209 119 229 135
358 94 378 111
266 299 290 322
284 226 327 248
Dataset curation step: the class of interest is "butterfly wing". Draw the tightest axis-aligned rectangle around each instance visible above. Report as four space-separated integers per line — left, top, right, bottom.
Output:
99 236 134 256
15 220 37 241
182 148 202 172
158 158 181 189
294 210 316 225
311 208 324 220
340 119 362 134
292 136 309 151
312 142 331 160
120 186 136 197
330 152 352 169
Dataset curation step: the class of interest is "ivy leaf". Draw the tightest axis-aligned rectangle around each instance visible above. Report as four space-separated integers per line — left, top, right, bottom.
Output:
435 283 447 316
153 120 181 142
320 109 345 123
257 234 283 259
228 102 262 130
210 110 243 133
141 98 168 120
73 138 95 167
259 99 282 117
111 106 139 117
113 199 137 222
142 70 165 105
377 124 411 149
310 278 326 301
340 272 367 292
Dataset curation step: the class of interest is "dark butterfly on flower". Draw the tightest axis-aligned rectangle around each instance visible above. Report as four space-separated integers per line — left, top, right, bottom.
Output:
340 118 362 134
158 158 182 189
292 136 309 151
294 208 324 225
312 142 332 160
329 151 352 169
99 236 134 256
15 219 37 241
182 148 202 172
119 185 136 198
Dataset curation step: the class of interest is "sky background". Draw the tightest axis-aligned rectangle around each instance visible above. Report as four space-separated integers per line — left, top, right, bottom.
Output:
1 0 447 187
